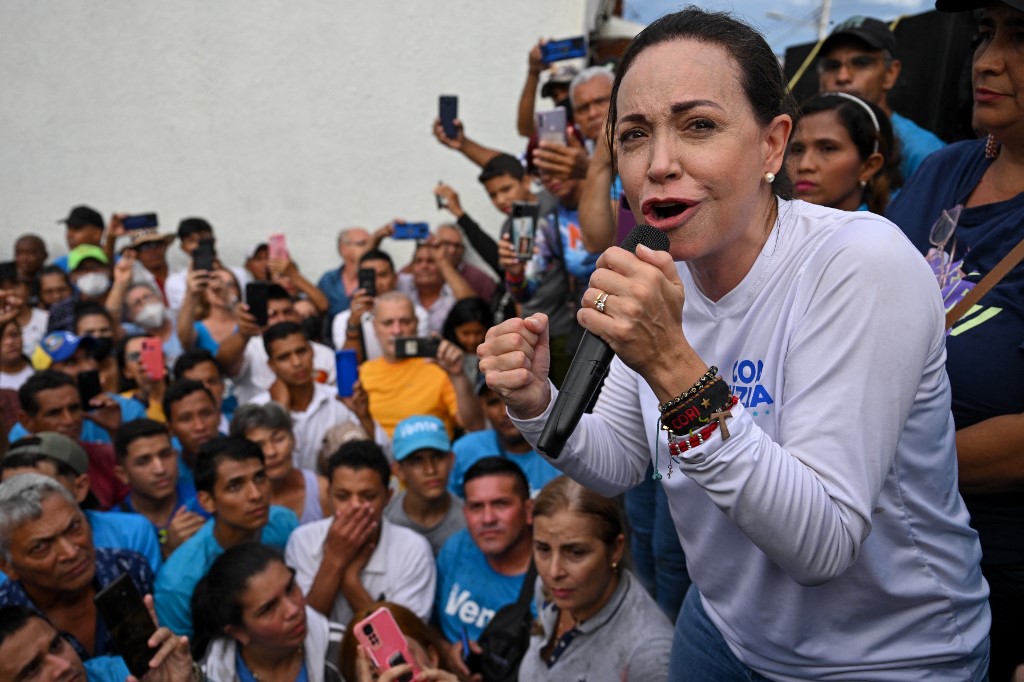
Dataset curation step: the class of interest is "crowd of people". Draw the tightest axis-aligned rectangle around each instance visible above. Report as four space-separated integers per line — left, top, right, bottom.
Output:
0 0 1021 680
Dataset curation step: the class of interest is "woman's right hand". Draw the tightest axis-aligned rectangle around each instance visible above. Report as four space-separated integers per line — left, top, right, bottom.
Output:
185 269 208 300
478 313 551 420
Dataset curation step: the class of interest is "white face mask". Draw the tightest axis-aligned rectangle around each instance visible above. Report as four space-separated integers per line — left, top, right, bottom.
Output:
134 301 166 330
76 272 110 297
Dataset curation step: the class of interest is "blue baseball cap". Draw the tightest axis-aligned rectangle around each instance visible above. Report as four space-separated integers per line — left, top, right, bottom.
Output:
32 331 97 370
393 416 450 462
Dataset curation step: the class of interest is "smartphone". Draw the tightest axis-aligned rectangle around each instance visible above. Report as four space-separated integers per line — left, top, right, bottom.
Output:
122 213 159 231
357 267 377 298
355 607 421 681
535 107 568 145
94 573 158 679
541 36 588 64
268 233 288 261
510 202 539 261
392 223 430 240
140 337 166 382
335 349 358 398
435 180 447 210
460 626 482 674
245 282 270 328
0 260 17 285
394 336 440 359
192 237 216 272
439 95 458 139
77 369 103 408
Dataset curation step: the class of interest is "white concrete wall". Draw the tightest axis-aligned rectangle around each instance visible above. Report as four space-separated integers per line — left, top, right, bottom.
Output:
0 1 587 276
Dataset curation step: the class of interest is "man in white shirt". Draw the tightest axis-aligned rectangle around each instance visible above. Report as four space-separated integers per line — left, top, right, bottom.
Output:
217 283 336 405
250 321 387 471
164 218 250 315
285 440 435 625
330 250 428 361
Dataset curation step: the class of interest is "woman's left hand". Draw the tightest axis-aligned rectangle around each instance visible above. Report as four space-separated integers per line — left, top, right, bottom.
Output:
579 244 704 400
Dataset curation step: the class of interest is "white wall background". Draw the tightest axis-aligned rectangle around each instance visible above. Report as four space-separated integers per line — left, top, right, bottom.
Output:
0 1 588 276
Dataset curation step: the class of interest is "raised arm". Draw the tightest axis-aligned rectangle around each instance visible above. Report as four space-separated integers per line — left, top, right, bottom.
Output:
516 41 546 138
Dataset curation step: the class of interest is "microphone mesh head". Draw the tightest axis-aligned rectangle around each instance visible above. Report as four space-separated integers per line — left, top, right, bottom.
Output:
619 225 670 254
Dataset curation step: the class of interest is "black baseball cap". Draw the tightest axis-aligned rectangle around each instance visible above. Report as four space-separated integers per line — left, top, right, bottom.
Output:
59 205 104 230
936 0 1023 10
822 17 898 55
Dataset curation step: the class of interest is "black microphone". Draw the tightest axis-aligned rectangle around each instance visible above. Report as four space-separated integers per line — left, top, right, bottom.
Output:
537 225 671 458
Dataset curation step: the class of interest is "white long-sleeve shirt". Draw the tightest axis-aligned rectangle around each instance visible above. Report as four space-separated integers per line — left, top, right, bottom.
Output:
513 200 989 681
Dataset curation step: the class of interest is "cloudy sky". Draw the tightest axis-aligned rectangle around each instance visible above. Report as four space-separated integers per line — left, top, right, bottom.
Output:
625 0 935 54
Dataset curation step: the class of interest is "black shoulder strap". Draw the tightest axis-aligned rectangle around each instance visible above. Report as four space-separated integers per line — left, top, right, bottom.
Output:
515 559 537 607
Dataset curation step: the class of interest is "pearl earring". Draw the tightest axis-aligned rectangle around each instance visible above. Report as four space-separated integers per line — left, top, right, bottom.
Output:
764 172 775 184
859 180 867 188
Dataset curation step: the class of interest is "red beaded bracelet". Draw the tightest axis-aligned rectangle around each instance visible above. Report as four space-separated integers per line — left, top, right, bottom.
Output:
667 396 740 454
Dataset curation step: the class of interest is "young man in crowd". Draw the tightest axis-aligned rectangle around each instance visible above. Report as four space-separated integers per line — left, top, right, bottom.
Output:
154 436 298 637
173 349 233 430
252 321 388 470
113 418 207 559
359 292 483 437
817 16 944 179
164 217 249 315
286 440 435 626
318 227 372 323
385 415 466 555
1 432 162 573
0 474 154 661
217 282 336 404
331 249 428 361
13 370 128 508
163 378 222 487
53 205 104 272
449 382 558 498
434 457 533 643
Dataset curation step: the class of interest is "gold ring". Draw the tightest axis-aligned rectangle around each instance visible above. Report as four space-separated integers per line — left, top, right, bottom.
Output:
595 291 609 314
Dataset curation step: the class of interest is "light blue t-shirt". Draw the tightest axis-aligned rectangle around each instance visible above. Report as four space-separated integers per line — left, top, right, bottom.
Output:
449 430 560 499
154 505 299 637
84 655 131 682
7 393 147 445
891 112 945 182
86 509 163 573
434 529 529 642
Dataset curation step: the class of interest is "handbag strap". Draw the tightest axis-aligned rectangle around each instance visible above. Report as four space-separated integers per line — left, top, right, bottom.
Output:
515 559 538 608
945 235 1024 330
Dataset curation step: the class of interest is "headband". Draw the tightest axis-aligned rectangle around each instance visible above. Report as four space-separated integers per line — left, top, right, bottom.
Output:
823 91 881 155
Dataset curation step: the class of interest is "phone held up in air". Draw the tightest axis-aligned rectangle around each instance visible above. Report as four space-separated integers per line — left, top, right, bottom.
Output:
192 237 216 272
77 369 103 408
535 107 567 145
541 35 588 64
357 267 377 297
394 336 440 359
354 607 421 682
439 95 458 140
268 233 288 261
510 201 540 261
122 213 159 231
335 349 358 398
245 281 271 328
391 222 430 241
140 337 166 382
94 573 158 679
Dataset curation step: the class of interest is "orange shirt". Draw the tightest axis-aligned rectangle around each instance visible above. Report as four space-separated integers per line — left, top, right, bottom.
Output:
359 358 458 438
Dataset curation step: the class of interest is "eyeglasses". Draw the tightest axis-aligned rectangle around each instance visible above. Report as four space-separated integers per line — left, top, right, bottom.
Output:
816 55 885 74
126 351 142 362
925 204 963 290
436 241 464 250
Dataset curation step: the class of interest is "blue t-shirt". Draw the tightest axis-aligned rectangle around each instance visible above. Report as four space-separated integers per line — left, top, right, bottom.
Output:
86 509 163 573
890 112 945 182
0 547 153 662
193 321 220 356
154 505 299 637
434 529 529 642
886 138 1024 565
6 392 148 445
119 481 210 545
449 430 560 499
317 265 352 322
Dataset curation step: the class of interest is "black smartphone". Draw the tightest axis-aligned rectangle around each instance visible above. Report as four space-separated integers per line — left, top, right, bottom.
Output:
392 223 430 240
94 573 158 679
122 213 159 231
358 268 377 298
541 36 588 64
0 260 17 285
192 237 216 271
245 282 270 328
439 95 458 139
394 336 440 359
77 369 102 408
510 201 540 261
435 180 447 210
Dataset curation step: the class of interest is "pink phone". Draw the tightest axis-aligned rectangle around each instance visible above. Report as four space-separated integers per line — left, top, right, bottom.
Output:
354 607 421 681
269 233 288 261
140 337 166 382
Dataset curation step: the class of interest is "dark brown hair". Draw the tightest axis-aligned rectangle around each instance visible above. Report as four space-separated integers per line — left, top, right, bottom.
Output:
532 476 624 548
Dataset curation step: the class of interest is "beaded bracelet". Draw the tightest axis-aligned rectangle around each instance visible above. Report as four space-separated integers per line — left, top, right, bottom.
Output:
661 376 725 421
659 366 718 413
658 396 739 479
661 378 731 436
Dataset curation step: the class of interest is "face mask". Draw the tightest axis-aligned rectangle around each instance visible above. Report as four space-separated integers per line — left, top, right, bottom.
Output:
134 301 166 330
76 272 110 297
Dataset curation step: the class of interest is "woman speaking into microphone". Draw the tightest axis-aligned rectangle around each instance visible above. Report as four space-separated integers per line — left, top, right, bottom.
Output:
478 7 990 681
